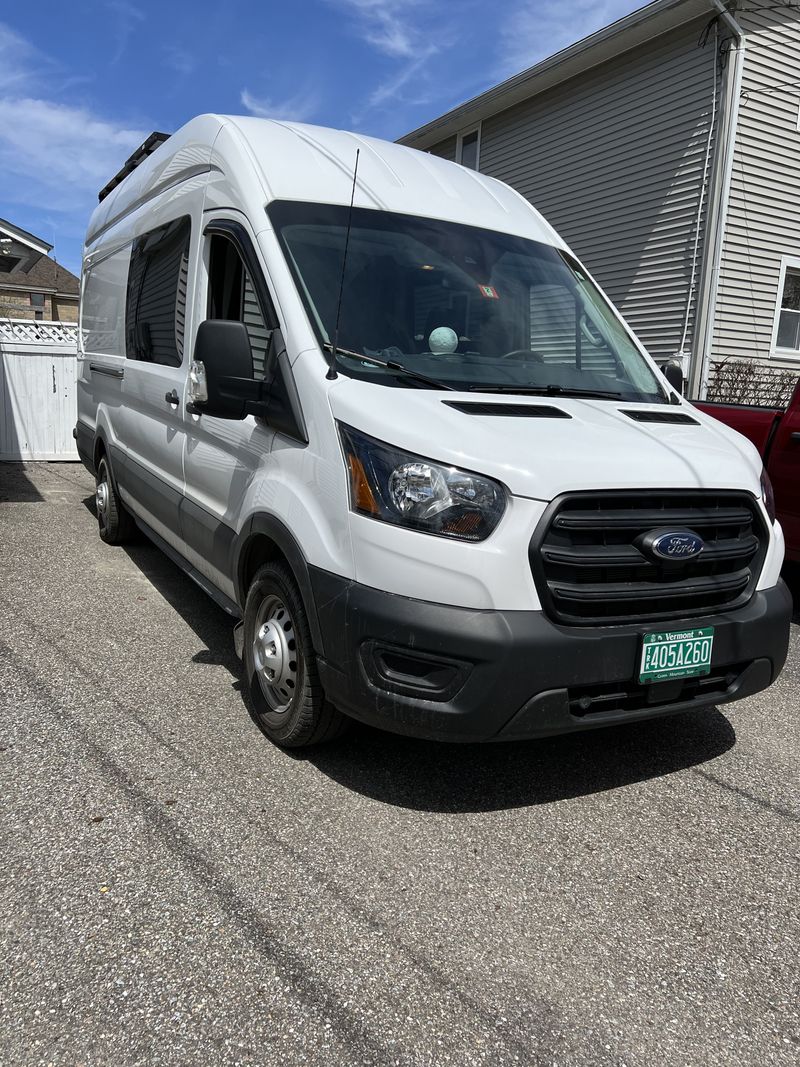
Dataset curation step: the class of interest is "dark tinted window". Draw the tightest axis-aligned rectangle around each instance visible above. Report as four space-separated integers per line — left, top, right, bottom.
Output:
459 129 479 170
125 216 190 366
268 200 665 401
207 233 271 379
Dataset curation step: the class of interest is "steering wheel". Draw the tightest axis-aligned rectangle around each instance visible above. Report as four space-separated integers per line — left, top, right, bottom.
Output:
499 349 546 362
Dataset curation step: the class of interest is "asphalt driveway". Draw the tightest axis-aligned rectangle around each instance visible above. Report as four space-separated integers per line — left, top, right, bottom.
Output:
1 461 798 1066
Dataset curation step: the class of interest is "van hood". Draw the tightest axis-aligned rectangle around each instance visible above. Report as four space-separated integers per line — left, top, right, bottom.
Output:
327 379 764 501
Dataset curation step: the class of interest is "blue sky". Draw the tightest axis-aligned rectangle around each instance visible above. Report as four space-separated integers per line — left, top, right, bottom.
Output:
1 0 640 276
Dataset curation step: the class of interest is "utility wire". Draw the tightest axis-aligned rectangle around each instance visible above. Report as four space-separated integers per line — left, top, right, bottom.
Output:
741 80 800 100
678 23 719 361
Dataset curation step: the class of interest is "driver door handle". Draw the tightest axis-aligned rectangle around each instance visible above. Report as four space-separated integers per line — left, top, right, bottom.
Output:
165 389 179 406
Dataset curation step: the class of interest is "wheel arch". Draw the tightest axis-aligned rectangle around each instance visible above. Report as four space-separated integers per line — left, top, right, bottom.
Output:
93 430 108 470
234 514 325 656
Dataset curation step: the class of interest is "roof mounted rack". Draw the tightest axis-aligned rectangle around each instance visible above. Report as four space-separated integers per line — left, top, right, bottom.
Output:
98 131 171 203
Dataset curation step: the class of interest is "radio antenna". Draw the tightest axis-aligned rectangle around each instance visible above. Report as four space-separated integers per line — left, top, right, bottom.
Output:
327 148 360 381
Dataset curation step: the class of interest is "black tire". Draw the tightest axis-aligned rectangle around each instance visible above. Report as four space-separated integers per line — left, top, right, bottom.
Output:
243 561 348 748
95 454 136 544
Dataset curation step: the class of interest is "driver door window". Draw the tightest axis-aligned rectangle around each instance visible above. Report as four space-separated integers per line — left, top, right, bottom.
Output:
207 234 271 379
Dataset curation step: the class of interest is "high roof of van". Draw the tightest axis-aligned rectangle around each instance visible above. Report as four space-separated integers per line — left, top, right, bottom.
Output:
85 115 562 251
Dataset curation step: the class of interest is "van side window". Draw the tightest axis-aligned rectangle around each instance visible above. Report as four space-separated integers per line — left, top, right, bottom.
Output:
207 234 271 380
82 244 131 357
125 216 191 367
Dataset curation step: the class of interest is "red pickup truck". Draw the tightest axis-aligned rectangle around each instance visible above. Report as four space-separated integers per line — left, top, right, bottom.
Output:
696 379 800 560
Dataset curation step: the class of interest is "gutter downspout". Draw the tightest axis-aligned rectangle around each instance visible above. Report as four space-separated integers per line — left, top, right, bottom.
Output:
689 0 746 398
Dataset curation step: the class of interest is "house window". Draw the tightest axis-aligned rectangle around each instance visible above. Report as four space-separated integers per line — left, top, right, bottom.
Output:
773 260 800 353
457 127 481 170
30 292 45 320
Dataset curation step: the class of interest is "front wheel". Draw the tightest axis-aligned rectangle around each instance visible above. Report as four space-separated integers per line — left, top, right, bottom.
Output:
243 561 347 747
95 454 135 544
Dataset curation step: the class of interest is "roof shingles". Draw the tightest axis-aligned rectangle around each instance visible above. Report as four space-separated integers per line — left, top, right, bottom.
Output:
0 255 79 297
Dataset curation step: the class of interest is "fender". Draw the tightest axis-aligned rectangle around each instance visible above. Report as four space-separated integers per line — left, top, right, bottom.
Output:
233 513 325 656
74 417 96 474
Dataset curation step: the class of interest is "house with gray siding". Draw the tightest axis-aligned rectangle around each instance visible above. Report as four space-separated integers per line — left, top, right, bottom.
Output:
0 219 80 323
399 0 800 403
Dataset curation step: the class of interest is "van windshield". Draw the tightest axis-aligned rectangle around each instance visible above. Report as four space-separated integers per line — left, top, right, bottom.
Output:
268 200 666 402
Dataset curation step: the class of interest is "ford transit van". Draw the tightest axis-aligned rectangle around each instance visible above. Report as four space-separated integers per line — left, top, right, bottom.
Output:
75 115 792 748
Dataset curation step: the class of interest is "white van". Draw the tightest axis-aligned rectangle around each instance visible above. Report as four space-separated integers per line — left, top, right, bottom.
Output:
76 115 792 748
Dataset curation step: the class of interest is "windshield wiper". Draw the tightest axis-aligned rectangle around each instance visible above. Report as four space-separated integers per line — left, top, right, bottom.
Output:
323 343 456 391
468 384 622 400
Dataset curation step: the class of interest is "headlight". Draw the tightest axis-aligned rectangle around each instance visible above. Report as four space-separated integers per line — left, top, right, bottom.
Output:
761 467 776 524
339 424 506 541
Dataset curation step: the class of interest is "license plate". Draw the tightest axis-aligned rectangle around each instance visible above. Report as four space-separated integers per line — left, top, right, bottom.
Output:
639 627 714 684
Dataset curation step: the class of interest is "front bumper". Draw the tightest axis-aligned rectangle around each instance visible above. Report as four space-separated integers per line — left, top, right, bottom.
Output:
310 568 793 742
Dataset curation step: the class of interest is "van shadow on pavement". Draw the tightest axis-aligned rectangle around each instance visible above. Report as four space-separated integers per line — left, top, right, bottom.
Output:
82 494 242 683
83 494 739 813
300 711 735 813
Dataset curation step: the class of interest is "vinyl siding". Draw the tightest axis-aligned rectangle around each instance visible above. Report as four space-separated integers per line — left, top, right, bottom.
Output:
710 6 800 375
429 136 457 162
243 270 270 379
427 17 719 364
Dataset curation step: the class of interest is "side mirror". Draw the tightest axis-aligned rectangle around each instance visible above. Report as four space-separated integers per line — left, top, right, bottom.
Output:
661 360 684 394
189 319 255 420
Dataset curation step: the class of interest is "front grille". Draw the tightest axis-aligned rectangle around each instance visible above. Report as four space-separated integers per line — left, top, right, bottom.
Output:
531 490 767 626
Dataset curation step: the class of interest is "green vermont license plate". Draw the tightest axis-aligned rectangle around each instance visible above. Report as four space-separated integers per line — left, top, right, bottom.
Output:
639 627 714 684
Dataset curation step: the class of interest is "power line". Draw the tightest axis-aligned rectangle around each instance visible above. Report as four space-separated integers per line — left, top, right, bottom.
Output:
741 80 800 101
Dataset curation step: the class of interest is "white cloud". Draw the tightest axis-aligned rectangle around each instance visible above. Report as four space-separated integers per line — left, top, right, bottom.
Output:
108 0 145 64
0 22 152 270
497 0 638 79
333 0 429 58
162 44 196 77
0 98 146 211
333 0 455 125
240 88 319 123
0 23 49 92
366 54 430 110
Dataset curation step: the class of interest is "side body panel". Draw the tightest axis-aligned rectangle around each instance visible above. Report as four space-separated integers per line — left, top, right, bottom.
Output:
181 129 356 602
694 399 781 455
696 383 800 559
765 382 800 560
79 150 212 552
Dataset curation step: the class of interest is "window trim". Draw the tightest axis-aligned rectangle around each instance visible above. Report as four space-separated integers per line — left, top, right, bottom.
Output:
203 218 279 331
456 124 481 171
770 254 800 358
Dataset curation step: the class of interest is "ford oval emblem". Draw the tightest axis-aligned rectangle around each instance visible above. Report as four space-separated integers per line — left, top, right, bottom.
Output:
646 529 705 561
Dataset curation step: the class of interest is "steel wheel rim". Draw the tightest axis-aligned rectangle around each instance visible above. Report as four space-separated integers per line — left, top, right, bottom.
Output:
252 594 298 714
96 475 109 526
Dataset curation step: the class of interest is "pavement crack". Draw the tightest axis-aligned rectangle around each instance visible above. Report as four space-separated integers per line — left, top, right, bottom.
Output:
691 766 799 823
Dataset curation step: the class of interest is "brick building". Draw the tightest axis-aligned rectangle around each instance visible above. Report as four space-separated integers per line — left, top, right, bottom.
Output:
0 219 79 322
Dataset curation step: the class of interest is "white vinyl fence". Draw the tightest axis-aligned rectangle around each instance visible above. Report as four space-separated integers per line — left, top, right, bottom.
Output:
0 320 79 461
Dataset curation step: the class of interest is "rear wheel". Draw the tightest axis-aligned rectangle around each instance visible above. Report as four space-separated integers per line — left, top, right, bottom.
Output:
243 561 347 747
95 454 135 544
